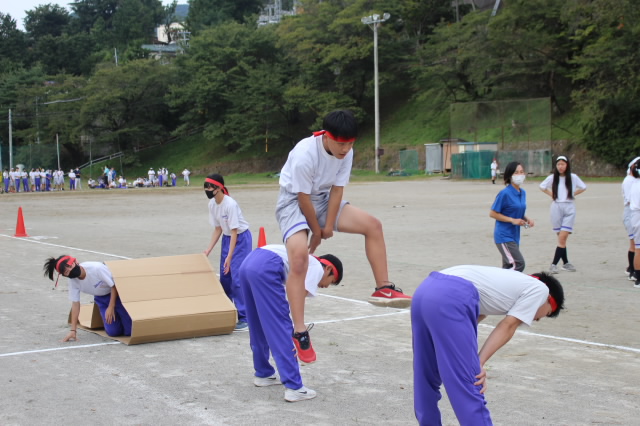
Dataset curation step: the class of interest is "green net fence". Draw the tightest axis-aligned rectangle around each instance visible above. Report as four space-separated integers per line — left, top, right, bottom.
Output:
399 149 420 174
450 98 551 149
451 149 552 179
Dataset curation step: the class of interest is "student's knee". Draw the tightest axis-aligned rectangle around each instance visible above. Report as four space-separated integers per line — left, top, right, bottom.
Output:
360 214 383 237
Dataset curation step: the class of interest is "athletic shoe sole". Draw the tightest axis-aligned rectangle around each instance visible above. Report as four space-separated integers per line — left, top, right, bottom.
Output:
367 297 412 309
284 387 317 402
254 376 281 387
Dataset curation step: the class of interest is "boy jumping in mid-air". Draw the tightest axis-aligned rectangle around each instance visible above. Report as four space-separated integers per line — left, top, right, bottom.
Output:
237 245 343 402
276 109 411 364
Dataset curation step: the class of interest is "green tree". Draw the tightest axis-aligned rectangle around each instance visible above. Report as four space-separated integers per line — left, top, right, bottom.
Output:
568 0 640 166
169 22 293 152
24 4 71 39
0 13 28 69
185 0 265 34
78 60 178 155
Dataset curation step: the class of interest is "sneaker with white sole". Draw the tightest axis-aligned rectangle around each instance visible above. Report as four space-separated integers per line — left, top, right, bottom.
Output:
368 283 412 308
284 386 317 402
234 321 249 331
549 264 559 274
635 280 640 289
562 263 576 272
628 273 636 281
254 375 281 387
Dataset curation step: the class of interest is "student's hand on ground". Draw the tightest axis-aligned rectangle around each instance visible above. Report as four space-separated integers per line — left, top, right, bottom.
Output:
223 257 231 274
105 306 116 324
308 233 322 254
203 249 210 256
62 331 78 342
475 367 487 394
321 227 334 240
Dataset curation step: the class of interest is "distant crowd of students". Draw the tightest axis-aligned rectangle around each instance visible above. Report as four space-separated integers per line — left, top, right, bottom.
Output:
1 166 192 193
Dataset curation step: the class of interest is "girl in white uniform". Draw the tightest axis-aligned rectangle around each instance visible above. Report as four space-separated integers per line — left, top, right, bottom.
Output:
539 156 587 273
43 255 132 341
203 173 253 330
622 157 640 280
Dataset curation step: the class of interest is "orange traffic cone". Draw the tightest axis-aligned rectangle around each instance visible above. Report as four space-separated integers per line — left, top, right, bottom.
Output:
257 227 267 248
14 207 29 237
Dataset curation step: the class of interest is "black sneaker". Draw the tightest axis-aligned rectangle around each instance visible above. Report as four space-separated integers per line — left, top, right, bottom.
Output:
635 279 640 289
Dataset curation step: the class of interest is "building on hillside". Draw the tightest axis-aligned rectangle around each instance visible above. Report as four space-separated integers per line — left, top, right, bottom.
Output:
257 0 297 26
142 23 190 62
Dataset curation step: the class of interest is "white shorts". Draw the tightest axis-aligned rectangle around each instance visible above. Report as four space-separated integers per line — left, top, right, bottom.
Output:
550 201 576 233
631 210 640 248
623 205 634 239
275 187 349 242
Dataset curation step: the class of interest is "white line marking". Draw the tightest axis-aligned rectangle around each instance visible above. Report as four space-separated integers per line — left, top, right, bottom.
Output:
317 293 375 305
0 234 131 259
0 341 121 358
479 324 640 355
314 310 410 324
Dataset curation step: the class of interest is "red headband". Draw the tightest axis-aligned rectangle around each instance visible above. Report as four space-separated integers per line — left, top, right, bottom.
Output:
530 274 558 313
204 178 229 195
54 256 77 288
55 256 76 273
315 256 339 282
313 130 356 143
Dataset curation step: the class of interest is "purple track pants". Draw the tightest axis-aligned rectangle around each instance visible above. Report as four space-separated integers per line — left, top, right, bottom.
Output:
411 271 493 426
237 248 303 390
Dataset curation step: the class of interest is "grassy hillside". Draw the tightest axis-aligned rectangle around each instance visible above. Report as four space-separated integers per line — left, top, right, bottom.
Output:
98 95 585 180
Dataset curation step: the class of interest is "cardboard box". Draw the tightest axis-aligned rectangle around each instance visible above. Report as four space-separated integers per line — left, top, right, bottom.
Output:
70 254 237 344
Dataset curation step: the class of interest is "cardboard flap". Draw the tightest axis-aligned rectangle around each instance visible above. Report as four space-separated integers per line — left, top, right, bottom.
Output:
106 254 213 278
69 303 104 329
113 273 223 302
125 295 235 321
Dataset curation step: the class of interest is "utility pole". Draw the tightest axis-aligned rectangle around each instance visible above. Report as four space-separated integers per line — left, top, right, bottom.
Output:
361 13 390 174
9 109 13 169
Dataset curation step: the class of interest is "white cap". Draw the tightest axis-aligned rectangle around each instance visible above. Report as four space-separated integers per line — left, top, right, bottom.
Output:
556 155 568 163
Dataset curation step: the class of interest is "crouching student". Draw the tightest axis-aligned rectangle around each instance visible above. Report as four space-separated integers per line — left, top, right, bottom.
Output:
237 245 343 402
411 265 564 425
43 255 132 342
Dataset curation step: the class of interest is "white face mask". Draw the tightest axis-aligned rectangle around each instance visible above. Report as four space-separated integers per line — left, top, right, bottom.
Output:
511 174 526 186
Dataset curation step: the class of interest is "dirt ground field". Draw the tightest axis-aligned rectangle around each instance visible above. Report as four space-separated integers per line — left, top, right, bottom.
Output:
1 178 639 425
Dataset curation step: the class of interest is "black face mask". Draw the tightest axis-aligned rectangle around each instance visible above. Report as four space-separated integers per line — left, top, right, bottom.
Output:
205 187 218 199
67 264 82 279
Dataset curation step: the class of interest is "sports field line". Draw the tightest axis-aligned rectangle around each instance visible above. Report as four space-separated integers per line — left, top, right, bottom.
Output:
0 342 122 358
4 235 640 357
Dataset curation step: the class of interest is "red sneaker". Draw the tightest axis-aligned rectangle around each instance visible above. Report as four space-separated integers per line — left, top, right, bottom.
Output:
368 283 412 308
292 324 316 364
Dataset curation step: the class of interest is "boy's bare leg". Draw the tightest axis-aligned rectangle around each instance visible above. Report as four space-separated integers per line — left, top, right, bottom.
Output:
337 204 389 285
338 204 412 307
285 231 310 333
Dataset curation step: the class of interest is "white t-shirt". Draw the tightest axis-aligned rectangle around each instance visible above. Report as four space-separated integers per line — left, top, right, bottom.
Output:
628 179 640 211
182 169 190 178
539 173 587 202
68 172 76 179
622 175 636 206
491 161 497 171
67 262 115 302
208 195 250 235
440 265 548 326
260 244 323 297
279 134 352 195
